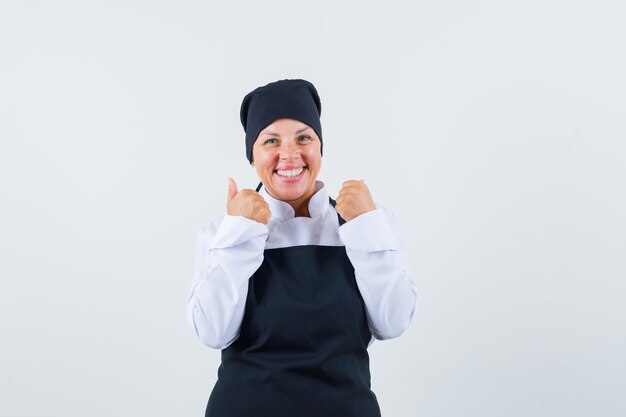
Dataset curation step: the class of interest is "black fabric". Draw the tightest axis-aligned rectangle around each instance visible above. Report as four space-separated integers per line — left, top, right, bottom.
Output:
204 221 379 416
329 197 347 226
240 79 323 163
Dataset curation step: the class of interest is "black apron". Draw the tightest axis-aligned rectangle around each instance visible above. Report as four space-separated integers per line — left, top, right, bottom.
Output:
205 197 381 417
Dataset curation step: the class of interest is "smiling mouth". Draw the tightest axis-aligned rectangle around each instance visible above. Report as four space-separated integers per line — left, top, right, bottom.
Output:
275 167 306 178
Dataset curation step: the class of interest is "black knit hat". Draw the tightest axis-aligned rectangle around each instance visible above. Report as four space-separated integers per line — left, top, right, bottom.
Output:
240 79 323 163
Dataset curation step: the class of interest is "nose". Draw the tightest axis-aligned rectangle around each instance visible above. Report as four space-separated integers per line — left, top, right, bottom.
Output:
279 141 300 161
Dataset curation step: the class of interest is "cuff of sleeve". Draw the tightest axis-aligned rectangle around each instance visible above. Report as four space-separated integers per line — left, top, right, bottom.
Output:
338 207 401 252
210 215 269 249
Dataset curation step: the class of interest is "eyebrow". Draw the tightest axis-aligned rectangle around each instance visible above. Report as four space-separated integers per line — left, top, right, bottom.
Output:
259 126 311 137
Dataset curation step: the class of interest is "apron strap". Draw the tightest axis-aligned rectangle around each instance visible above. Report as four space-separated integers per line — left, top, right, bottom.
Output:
328 197 347 226
256 182 346 226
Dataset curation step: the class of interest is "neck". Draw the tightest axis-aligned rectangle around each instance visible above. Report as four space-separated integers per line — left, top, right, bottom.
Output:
290 201 311 217
286 185 317 218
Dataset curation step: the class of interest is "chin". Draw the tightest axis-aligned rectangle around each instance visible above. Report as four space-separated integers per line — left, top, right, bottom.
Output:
267 181 311 201
274 189 306 202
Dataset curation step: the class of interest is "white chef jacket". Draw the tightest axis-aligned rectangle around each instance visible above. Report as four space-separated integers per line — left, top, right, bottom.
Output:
186 180 418 350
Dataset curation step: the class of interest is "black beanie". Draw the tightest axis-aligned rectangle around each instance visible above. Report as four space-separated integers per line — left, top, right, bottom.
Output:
240 79 323 163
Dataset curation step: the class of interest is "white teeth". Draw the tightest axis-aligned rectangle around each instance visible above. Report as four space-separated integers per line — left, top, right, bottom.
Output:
276 168 304 178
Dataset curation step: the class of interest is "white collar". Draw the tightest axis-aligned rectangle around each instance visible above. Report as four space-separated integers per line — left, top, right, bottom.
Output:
258 180 330 222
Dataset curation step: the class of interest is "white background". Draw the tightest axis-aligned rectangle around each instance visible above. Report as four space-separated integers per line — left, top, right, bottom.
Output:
1 0 625 416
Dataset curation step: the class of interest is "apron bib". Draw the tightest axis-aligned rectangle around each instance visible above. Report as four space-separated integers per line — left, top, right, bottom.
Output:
205 198 381 417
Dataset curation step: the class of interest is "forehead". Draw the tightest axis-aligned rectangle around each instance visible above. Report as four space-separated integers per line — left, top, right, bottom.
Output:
259 118 311 135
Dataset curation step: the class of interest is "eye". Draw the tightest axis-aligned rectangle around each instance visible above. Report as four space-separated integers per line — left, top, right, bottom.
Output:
298 135 311 142
263 138 278 145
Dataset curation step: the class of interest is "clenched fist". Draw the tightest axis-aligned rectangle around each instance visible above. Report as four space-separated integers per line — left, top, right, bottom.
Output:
335 180 376 222
227 178 272 225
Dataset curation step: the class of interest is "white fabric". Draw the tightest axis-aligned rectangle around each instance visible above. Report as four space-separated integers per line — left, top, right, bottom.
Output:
186 180 418 350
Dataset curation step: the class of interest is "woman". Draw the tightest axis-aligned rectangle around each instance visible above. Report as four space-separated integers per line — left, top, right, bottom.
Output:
186 79 418 417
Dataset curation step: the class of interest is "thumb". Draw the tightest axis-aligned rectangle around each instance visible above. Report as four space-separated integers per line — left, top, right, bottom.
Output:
227 177 238 203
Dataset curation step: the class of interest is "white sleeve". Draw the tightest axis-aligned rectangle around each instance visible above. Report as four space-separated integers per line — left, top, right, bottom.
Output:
186 215 268 349
338 205 418 341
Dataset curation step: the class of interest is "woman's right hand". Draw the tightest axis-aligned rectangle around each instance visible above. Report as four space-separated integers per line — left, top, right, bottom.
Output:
226 178 272 225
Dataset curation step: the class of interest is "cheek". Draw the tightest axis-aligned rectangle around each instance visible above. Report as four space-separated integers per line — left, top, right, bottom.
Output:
303 149 322 168
255 151 279 172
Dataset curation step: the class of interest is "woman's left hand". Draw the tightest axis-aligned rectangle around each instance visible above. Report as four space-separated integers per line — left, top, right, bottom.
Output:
335 180 377 222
